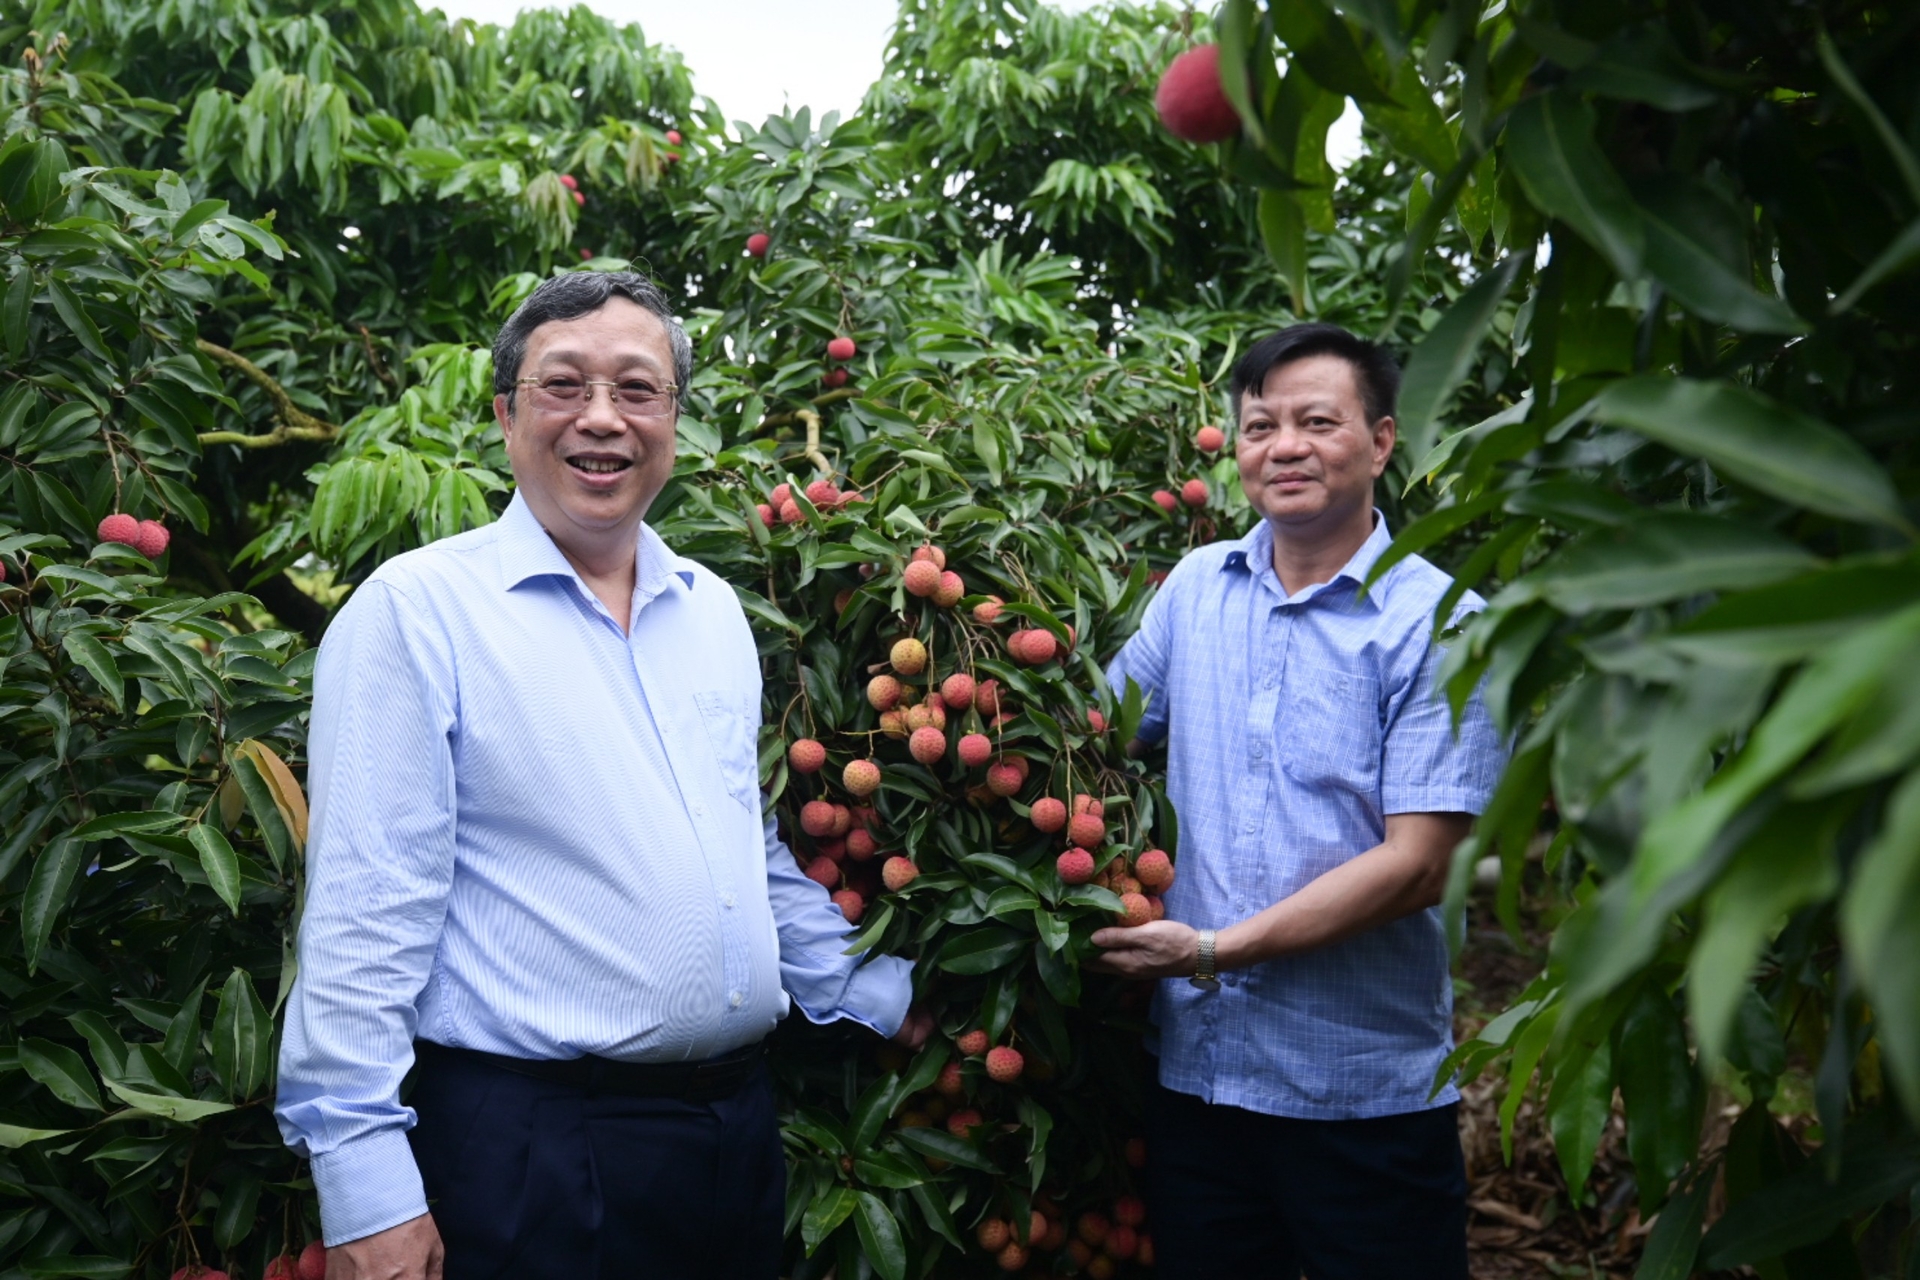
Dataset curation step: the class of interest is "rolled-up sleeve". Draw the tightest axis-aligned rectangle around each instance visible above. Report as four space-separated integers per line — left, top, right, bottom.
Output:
274 581 457 1246
1380 609 1507 817
763 810 912 1036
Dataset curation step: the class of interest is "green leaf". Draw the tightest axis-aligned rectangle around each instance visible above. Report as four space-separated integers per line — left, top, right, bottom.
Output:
1547 1036 1612 1200
1830 217 1920 314
1699 1122 1920 1269
851 1191 907 1280
0 1123 76 1148
1271 0 1396 104
1395 252 1530 464
46 276 112 364
892 1126 1000 1172
1633 1169 1711 1280
1532 513 1815 613
3 267 31 360
60 631 124 711
1258 189 1308 314
212 1170 262 1250
103 1081 235 1123
19 1038 104 1112
23 836 89 974
1635 181 1807 334
188 824 243 915
1564 27 1718 112
20 1258 133 1279
934 926 1027 974
800 1185 857 1254
1214 0 1267 147
1840 770 1920 1116
1591 377 1906 530
1504 90 1643 279
211 967 271 1100
1617 989 1703 1214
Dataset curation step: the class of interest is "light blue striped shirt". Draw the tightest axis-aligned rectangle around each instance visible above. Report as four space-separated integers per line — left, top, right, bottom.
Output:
1108 514 1505 1120
276 493 911 1246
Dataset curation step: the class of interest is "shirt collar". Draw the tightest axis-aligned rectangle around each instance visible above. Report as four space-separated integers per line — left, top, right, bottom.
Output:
495 491 694 608
1221 509 1396 607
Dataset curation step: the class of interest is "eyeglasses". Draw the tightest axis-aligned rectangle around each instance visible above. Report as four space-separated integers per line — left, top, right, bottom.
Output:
515 376 680 417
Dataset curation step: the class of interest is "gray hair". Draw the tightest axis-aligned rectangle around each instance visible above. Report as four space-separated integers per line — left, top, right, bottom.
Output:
492 270 693 414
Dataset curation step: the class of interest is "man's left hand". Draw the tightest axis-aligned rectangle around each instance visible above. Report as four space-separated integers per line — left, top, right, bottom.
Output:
1088 921 1201 979
891 1007 935 1050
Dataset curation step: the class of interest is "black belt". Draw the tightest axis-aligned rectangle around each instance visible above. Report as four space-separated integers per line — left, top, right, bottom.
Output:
416 1038 765 1102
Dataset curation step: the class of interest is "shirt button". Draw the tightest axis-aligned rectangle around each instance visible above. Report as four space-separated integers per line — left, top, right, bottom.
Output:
1251 743 1266 759
728 990 743 1009
1243 820 1256 834
693 802 707 817
723 892 736 908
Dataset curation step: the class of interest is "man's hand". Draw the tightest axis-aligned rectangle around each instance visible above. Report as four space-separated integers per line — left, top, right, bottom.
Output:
1088 921 1200 979
326 1213 444 1280
891 1007 935 1051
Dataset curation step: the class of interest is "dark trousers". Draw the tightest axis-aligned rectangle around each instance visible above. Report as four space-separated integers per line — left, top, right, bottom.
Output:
1144 1080 1468 1280
406 1048 784 1280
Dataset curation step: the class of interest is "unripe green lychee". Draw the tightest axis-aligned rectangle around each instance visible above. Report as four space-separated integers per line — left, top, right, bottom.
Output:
788 739 826 773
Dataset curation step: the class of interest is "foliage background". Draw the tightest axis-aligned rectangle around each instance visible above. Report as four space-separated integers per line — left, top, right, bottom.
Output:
1 0 1917 1276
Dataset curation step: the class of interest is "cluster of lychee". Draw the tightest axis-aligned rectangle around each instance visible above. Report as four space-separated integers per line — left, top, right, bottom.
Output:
783 749 892 925
1039 794 1174 927
97 512 170 559
1151 426 1227 514
967 1192 1155 1274
755 476 868 528
175 1240 324 1280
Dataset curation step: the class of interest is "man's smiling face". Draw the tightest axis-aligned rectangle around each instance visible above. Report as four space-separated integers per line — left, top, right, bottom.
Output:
1235 353 1395 533
494 297 679 550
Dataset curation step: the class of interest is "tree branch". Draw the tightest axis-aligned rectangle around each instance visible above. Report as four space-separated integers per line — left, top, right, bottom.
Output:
194 339 344 450
756 386 860 432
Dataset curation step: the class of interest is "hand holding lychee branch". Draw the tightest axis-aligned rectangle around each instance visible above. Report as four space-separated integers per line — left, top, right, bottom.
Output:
1086 920 1202 980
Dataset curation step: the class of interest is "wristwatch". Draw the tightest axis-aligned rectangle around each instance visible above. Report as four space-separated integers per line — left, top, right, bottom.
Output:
1189 929 1220 991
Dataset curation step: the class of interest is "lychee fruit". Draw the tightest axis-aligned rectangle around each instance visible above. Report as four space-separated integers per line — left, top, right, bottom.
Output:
97 513 140 546
770 482 792 506
1006 755 1030 780
559 173 578 190
909 726 947 765
830 803 852 836
1152 488 1180 514
755 502 774 528
933 571 965 608
1029 1209 1049 1244
788 739 827 774
1030 797 1068 833
746 232 770 257
995 1242 1027 1271
1086 708 1107 733
985 762 1024 797
956 1029 990 1056
973 679 1004 718
867 674 901 711
936 1061 966 1097
1104 1224 1139 1260
890 637 928 675
977 1218 1011 1252
947 1107 984 1136
972 595 1003 623
1086 1257 1115 1280
879 709 908 738
1195 425 1226 452
1135 849 1174 890
1136 1234 1156 1267
778 499 802 524
805 478 840 507
1155 44 1242 144
1116 892 1152 927
827 335 857 361
823 367 850 389
264 1257 297 1280
1072 794 1104 818
940 672 975 709
845 829 878 860
843 758 882 797
1042 1219 1070 1250
1112 1195 1145 1227
296 1243 326 1280
956 733 992 768
572 189 586 207
1009 628 1058 665
1077 1212 1110 1246
1149 894 1166 920
133 520 170 558
1068 814 1106 851
985 1045 1024 1082
665 128 683 145
801 800 837 837
881 856 919 891
804 855 840 889
911 544 947 569
831 888 865 924
904 701 947 732
903 559 942 597
1056 849 1096 884
1181 478 1208 506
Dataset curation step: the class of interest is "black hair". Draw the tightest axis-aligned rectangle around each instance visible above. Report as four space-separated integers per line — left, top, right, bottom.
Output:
492 270 692 413
1228 322 1401 425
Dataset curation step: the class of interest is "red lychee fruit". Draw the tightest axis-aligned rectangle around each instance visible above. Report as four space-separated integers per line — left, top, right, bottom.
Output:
1010 628 1058 665
1042 1219 1070 1250
1029 1210 1049 1244
805 478 840 508
985 1045 1024 1082
572 189 586 207
973 679 1004 718
867 674 903 710
1031 797 1068 833
778 499 803 524
1072 794 1104 818
940 672 976 709
1115 874 1143 897
845 829 878 860
265 1257 297 1280
909 726 947 765
910 544 947 569
1104 1224 1139 1260
985 762 1023 797
665 128 683 145
903 559 942 597
1007 755 1031 780
559 173 578 190
1068 1240 1094 1267
1077 1212 1111 1247
843 758 882 797
957 1029 990 1056
995 1242 1027 1271
1056 849 1096 884
823 367 850 388
579 249 595 261
1086 1257 1116 1280
1152 488 1178 512
830 803 852 836
770 482 792 506
1135 849 1174 890
972 595 1004 623
1116 892 1152 927
977 1218 1011 1251
801 799 837 836
804 855 840 889
1195 425 1226 452
1068 814 1106 850
1155 44 1242 144
933 570 965 608
755 502 774 528
818 838 847 862
133 519 170 558
746 232 770 257
827 335 857 361
1149 894 1166 920
831 888 865 924
890 637 928 675
1086 708 1107 733
97 513 139 546
936 1061 966 1097
1112 1194 1146 1227
1181 478 1208 506
788 739 827 774
957 733 993 768
881 856 919 891
904 701 947 732
947 1108 984 1136
296 1243 327 1280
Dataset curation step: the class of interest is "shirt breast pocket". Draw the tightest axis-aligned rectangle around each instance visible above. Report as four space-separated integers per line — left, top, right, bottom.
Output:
1282 669 1383 795
692 689 761 811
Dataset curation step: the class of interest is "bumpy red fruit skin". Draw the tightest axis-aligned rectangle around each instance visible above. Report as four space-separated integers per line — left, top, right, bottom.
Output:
1056 848 1096 884
977 1218 1012 1251
881 856 918 891
264 1258 298 1280
746 232 770 257
805 479 840 508
98 513 140 546
843 759 882 797
1105 1224 1139 1260
297 1242 327 1280
902 559 942 597
1077 1212 1111 1246
1117 892 1153 927
829 804 852 836
910 544 947 569
1030 1210 1050 1244
972 595 1003 623
1072 794 1104 818
957 733 992 768
755 503 774 528
878 709 907 739
769 483 791 507
985 1045 1024 1082
973 679 1003 718
1136 848 1175 890
909 726 947 765
788 739 827 774
1043 1219 1070 1250
933 570 965 607
956 1029 989 1056
1031 797 1068 833
985 763 1023 797
946 1107 983 1136
936 1061 966 1097
1149 894 1166 921
572 189 586 206
1181 477 1209 506
1086 707 1107 732
778 499 802 524
800 799 837 836
1068 813 1106 850
845 829 877 860
890 637 928 675
823 367 849 388
996 1242 1028 1272
804 856 840 889
133 520 170 558
867 674 902 710
904 701 946 732
1195 425 1226 452
1112 1194 1146 1227
1152 489 1178 512
827 335 857 361
818 838 847 863
1155 44 1242 143
830 888 865 924
940 672 975 709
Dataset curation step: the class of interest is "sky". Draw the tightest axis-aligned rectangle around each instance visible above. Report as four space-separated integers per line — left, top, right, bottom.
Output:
429 0 1362 161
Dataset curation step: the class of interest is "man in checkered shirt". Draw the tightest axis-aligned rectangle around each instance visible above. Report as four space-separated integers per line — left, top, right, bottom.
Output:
1095 322 1507 1279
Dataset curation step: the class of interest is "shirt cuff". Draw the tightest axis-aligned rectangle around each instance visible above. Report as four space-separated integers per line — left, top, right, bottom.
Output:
793 953 913 1038
1381 787 1495 817
312 1125 430 1247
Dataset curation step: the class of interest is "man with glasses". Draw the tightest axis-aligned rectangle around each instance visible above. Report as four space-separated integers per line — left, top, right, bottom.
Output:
275 272 927 1280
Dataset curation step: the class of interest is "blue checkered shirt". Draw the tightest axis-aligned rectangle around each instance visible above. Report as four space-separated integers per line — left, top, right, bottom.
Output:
1107 514 1506 1120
